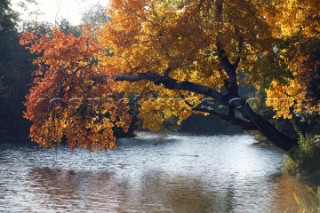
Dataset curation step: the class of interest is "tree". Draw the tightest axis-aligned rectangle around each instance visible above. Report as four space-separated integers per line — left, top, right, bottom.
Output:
265 0 320 120
20 28 131 150
81 3 110 28
56 18 82 37
0 1 86 141
21 0 319 151
0 0 34 139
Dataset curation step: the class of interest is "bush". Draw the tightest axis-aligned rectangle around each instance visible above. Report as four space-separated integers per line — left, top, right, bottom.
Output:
282 134 320 176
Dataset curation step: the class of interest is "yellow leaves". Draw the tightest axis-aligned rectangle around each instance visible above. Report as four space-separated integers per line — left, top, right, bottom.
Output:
136 88 196 131
267 0 320 38
266 75 319 119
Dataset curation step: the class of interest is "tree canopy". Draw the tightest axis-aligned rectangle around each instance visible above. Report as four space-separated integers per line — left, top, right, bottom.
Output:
0 0 33 138
20 0 319 151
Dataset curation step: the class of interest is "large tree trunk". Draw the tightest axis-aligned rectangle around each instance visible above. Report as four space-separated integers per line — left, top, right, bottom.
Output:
239 102 298 151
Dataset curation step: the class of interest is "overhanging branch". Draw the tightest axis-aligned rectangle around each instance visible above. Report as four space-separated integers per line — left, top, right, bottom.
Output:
184 100 258 131
114 72 228 105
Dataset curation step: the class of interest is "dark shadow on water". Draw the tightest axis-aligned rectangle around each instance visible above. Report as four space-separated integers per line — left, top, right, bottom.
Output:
0 140 38 148
116 136 178 148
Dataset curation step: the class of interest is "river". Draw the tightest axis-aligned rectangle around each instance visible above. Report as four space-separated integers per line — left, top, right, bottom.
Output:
0 134 316 212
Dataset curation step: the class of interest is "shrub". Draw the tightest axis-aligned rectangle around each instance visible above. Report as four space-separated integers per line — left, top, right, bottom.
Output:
282 134 320 176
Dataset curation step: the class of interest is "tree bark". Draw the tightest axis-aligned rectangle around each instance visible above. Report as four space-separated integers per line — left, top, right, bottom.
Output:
240 101 298 151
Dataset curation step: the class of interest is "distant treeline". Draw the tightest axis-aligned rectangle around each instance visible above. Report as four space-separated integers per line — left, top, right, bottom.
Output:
0 0 31 140
0 1 82 141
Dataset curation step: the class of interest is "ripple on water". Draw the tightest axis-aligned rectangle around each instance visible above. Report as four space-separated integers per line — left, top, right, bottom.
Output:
0 134 314 212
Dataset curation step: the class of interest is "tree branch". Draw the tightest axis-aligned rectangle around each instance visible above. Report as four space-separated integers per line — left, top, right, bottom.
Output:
214 0 239 96
234 27 244 68
191 106 258 131
216 41 237 78
163 67 172 77
198 0 205 11
183 96 258 131
114 72 229 105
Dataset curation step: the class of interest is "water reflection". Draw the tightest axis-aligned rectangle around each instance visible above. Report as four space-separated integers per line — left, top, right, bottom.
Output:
0 134 318 212
28 168 119 211
270 175 319 212
26 167 311 212
28 168 218 212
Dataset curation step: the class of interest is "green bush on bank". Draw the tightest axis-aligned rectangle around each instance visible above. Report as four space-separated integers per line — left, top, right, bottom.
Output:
282 134 320 176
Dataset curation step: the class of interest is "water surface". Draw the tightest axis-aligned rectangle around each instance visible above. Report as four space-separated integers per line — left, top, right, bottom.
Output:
0 134 314 212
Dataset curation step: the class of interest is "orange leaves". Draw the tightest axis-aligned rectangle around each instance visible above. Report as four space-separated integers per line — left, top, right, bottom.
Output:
21 27 131 151
19 31 38 46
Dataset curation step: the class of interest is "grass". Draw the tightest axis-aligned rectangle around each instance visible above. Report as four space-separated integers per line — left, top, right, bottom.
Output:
293 187 320 212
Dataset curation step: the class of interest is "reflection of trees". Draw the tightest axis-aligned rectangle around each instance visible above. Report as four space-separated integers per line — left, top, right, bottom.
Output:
136 171 228 212
29 168 82 197
28 167 121 211
269 175 316 212
27 167 313 212
28 167 238 212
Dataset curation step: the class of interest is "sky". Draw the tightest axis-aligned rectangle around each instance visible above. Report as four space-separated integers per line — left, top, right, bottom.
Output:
11 0 109 25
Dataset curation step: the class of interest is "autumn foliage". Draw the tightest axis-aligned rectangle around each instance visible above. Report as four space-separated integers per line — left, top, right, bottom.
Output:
20 28 131 150
265 0 320 119
20 0 319 150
